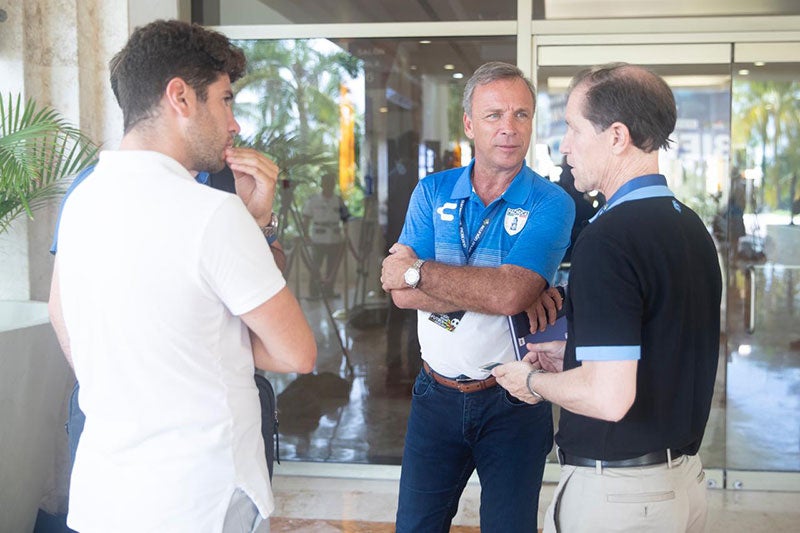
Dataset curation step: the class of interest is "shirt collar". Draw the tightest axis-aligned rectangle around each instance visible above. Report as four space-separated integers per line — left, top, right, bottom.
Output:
450 159 535 206
99 150 196 182
591 173 674 222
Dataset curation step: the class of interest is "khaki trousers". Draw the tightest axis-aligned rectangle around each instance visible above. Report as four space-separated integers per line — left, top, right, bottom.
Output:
544 454 707 533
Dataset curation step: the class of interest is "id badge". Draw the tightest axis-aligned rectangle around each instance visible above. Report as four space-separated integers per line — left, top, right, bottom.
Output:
428 310 466 332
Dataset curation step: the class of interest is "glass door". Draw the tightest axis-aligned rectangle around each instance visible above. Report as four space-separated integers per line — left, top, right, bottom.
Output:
534 44 733 483
726 44 800 490
536 41 800 491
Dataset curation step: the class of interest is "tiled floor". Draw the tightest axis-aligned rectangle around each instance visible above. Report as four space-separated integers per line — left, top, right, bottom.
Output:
271 518 478 533
270 471 800 532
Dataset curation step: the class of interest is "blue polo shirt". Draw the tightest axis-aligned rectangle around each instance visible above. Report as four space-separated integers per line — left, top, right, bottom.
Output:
399 160 574 378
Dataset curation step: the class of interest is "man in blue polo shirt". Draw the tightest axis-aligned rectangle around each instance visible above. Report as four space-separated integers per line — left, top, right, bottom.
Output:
494 63 722 532
381 62 574 533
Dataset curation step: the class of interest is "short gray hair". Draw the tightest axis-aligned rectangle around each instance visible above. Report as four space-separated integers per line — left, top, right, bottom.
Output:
462 61 537 117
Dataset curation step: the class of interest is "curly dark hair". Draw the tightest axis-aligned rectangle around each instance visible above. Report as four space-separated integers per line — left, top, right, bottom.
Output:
109 19 246 133
568 63 676 153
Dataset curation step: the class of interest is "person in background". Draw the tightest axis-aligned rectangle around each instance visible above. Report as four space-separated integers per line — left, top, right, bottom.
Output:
302 172 349 299
553 159 604 264
381 61 574 533
48 19 316 533
494 63 722 533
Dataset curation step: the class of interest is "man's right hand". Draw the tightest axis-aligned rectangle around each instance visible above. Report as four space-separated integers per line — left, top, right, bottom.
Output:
225 147 279 228
523 340 566 373
381 242 419 292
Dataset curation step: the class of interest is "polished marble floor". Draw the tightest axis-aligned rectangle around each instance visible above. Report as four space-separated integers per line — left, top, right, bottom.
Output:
270 469 800 532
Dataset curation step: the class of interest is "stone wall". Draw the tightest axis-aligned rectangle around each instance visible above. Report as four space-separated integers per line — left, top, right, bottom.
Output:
0 0 128 301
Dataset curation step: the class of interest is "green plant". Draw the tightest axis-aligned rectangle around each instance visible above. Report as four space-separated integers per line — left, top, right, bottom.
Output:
0 93 97 233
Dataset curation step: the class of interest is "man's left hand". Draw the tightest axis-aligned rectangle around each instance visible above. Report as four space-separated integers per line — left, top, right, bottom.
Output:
381 243 418 291
225 147 279 227
526 286 563 332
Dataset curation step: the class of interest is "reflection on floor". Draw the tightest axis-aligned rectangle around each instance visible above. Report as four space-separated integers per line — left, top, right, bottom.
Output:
264 294 417 465
724 262 800 472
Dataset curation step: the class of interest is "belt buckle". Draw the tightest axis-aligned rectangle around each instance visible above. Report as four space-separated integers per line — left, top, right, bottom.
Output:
455 376 473 383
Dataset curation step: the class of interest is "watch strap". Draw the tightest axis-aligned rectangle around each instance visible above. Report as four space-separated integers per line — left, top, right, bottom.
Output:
260 212 279 239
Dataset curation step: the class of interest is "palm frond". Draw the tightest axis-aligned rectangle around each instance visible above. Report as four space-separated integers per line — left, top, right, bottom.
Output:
241 128 335 179
0 93 98 232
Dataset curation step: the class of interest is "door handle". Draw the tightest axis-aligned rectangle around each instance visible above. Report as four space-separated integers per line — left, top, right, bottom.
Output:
745 266 756 334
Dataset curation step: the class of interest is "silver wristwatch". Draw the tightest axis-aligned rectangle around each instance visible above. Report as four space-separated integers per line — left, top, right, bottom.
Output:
403 259 426 289
260 212 279 239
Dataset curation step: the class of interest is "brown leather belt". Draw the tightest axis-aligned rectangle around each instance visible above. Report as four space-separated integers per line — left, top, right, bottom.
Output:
422 361 498 393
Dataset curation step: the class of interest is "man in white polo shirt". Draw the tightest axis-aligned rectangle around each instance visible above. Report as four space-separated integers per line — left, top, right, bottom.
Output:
48 20 316 533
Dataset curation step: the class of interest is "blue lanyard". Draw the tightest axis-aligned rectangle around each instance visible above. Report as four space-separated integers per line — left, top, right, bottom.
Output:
458 198 503 262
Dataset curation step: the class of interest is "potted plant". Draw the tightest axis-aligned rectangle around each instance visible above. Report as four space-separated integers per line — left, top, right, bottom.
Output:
0 94 97 533
0 92 97 233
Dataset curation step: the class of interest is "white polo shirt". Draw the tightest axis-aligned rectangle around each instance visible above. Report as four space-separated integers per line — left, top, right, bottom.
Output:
302 193 345 244
57 151 285 532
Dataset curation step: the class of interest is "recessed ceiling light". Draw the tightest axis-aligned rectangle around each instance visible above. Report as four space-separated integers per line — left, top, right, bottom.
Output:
453 73 464 79
754 61 766 67
738 69 750 76
419 40 431 44
738 344 752 356
443 64 455 70
379 107 388 113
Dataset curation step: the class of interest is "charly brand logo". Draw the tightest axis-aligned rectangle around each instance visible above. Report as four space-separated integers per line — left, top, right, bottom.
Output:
504 207 529 236
437 202 458 222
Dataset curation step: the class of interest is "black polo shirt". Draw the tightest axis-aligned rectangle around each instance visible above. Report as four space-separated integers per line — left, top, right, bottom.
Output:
556 195 722 460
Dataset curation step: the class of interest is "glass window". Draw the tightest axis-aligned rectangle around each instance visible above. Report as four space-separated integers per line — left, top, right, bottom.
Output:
536 64 731 229
194 0 516 25
536 62 732 470
725 58 800 474
535 0 800 19
233 36 514 463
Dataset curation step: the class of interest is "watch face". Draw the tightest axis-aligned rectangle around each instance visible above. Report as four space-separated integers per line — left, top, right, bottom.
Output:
404 267 420 287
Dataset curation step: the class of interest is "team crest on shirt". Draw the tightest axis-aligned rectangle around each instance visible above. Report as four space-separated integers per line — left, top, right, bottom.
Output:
504 208 529 236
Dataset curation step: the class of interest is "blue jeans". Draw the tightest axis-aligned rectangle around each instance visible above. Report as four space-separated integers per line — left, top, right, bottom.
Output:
396 369 553 533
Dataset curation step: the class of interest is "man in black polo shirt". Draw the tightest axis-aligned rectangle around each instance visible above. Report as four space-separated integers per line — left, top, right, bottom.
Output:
494 63 722 532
